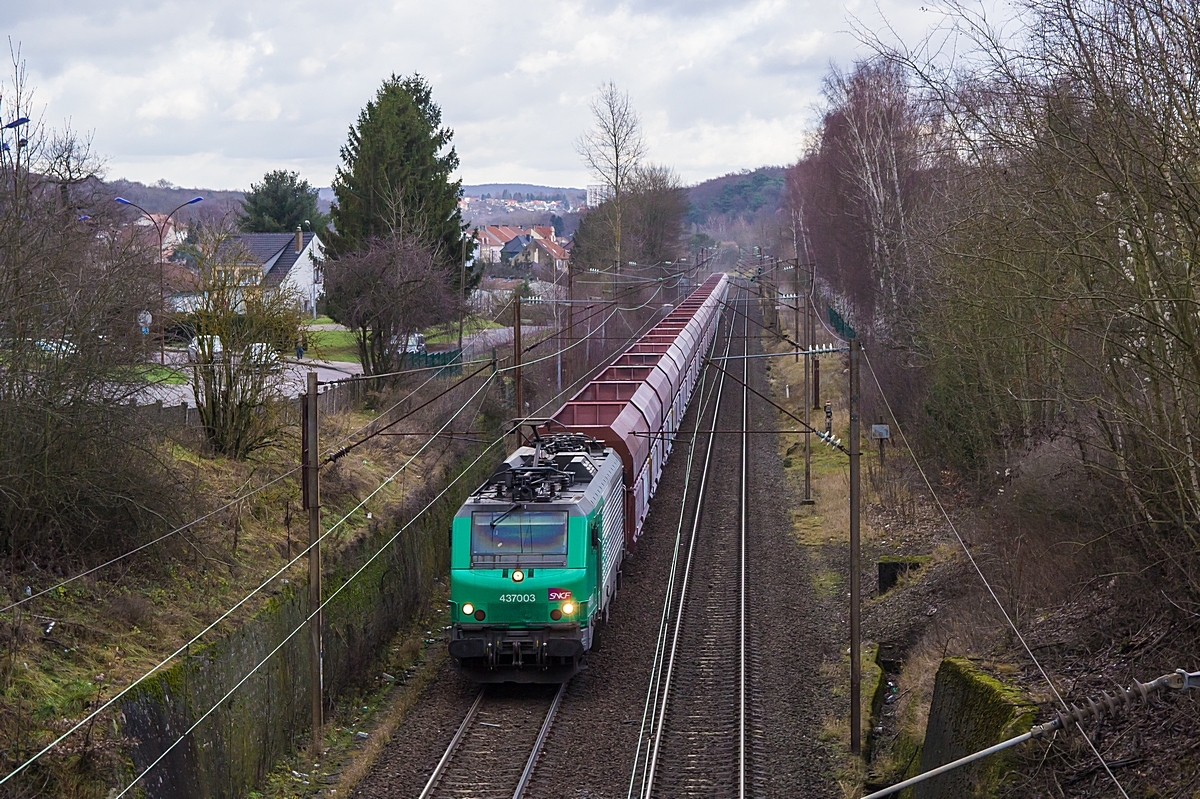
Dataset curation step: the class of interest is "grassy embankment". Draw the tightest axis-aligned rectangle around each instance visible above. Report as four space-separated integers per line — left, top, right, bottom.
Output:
0 377 495 797
762 325 955 796
304 318 504 364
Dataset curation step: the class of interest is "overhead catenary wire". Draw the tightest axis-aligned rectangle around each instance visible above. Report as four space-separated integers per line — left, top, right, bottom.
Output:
109 389 506 798
321 363 452 458
106 290 679 796
861 349 1131 799
5 345 500 617
326 277 650 455
5 272 676 788
326 360 496 463
497 306 620 373
627 314 726 799
2 333 496 618
0 371 499 789
518 278 670 356
0 465 301 617
6 261 698 789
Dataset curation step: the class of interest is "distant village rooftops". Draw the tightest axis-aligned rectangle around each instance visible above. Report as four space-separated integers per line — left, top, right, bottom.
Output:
473 224 570 271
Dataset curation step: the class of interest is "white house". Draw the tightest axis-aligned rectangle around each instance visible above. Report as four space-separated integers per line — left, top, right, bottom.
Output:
232 230 325 315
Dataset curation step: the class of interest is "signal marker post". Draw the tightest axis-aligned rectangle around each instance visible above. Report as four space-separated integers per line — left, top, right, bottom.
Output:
302 371 323 752
802 263 814 504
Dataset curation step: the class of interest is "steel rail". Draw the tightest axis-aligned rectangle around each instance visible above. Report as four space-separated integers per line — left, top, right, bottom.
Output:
625 321 726 799
418 688 487 799
513 681 568 799
640 282 740 798
739 281 749 799
419 682 567 799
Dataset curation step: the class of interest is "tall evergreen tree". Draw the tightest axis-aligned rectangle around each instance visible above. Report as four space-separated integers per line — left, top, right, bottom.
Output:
238 170 329 233
328 74 475 286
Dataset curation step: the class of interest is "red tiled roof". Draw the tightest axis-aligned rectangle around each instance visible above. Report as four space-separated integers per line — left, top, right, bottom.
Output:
487 225 524 243
475 228 505 247
535 238 569 261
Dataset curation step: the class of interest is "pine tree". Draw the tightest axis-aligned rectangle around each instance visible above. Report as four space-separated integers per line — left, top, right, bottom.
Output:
328 74 475 286
238 170 329 233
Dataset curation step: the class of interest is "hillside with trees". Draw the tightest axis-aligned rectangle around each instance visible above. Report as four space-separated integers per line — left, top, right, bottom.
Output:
684 166 786 247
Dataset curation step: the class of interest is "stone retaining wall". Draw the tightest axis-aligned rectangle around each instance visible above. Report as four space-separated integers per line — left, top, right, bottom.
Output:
119 453 493 799
912 658 1035 799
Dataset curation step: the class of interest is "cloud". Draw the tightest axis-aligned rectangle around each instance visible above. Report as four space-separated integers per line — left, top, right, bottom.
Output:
6 0 937 190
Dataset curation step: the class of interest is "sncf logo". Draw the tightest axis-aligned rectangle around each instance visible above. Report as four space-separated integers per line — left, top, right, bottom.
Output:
548 588 572 601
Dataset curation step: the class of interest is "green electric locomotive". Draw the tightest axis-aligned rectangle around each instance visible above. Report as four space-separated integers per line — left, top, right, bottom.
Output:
447 432 625 682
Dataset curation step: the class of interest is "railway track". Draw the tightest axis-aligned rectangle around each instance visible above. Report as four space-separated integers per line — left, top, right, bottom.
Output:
629 281 755 799
418 682 566 799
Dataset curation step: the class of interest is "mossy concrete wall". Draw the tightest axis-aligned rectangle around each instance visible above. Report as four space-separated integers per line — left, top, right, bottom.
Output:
120 454 493 799
912 657 1034 799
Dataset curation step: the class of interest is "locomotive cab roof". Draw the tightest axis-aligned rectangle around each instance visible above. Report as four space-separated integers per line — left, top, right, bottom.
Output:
462 433 618 511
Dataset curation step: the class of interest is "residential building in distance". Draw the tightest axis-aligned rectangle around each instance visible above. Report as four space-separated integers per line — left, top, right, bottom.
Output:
176 230 325 315
586 184 610 208
232 230 325 315
473 224 569 266
513 237 569 271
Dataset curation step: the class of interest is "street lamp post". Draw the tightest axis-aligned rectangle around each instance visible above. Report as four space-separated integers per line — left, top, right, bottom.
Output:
2 116 31 206
114 196 203 364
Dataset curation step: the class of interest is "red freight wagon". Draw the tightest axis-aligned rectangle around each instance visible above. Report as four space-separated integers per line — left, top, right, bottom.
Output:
540 272 729 550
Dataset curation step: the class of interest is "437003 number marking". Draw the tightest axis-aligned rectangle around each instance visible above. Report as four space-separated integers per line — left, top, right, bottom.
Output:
497 593 537 603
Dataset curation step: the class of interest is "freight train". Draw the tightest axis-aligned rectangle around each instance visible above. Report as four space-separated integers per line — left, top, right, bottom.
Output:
446 272 730 682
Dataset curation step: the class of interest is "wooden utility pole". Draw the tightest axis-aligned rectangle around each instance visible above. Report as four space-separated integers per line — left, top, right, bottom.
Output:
849 338 861 755
793 259 801 364
566 263 574 387
458 233 467 358
302 371 323 752
812 261 821 410
802 262 813 505
513 295 523 416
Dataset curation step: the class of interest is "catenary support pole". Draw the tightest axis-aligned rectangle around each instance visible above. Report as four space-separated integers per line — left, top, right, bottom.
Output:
458 235 466 357
302 371 323 751
514 295 523 416
566 263 574 387
794 259 801 364
849 337 861 755
803 261 813 504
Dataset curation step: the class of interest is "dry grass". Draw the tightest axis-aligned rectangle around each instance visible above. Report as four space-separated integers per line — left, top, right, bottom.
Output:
0 371 500 797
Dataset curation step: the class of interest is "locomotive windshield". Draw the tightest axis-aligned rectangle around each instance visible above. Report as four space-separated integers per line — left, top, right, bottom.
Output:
471 509 569 567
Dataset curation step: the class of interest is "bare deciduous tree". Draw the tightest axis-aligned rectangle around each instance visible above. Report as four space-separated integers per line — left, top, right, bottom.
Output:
323 235 459 376
186 225 304 459
0 52 184 561
576 82 647 269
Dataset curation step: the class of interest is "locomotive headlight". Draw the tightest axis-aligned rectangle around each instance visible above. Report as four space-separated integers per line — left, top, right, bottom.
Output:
562 602 575 615
461 603 474 616
512 569 525 583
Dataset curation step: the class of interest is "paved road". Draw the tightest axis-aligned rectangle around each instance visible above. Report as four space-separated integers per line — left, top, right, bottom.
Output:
459 325 552 360
137 324 551 407
138 357 363 407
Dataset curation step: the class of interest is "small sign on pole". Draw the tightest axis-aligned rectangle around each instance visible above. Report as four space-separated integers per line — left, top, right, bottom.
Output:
871 422 890 476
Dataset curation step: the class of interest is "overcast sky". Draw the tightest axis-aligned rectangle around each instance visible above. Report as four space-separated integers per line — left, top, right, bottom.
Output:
5 1 940 191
